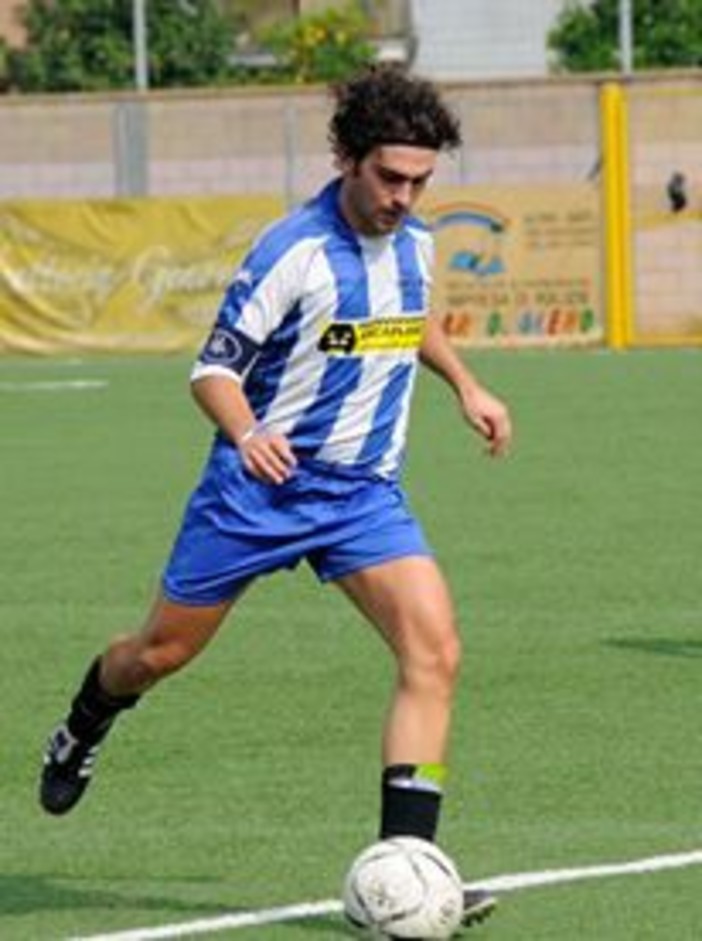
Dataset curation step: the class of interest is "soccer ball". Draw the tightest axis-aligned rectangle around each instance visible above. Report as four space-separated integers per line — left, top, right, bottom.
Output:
342 837 464 939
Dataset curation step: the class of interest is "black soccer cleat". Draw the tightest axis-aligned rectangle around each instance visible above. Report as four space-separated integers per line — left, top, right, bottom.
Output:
40 723 103 815
462 887 497 928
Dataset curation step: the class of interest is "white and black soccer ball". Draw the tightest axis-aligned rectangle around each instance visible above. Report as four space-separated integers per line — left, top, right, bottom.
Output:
342 837 464 940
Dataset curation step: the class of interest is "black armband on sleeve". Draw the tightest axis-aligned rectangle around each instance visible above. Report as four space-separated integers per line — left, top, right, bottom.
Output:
199 326 260 375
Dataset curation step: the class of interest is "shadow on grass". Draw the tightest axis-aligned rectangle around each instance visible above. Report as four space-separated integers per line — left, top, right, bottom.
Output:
0 872 239 917
605 638 702 658
0 875 352 935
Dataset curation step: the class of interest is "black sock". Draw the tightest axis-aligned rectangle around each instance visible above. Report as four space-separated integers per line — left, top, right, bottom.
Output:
380 763 447 842
66 657 140 744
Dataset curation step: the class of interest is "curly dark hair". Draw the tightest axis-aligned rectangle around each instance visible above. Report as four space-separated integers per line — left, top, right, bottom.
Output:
329 64 462 163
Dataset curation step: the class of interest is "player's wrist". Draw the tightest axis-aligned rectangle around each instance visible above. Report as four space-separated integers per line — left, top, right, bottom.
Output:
237 425 259 447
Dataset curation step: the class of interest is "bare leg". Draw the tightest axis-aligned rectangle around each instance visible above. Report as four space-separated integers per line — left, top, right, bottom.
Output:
338 555 461 767
337 556 497 922
99 589 237 696
40 588 239 814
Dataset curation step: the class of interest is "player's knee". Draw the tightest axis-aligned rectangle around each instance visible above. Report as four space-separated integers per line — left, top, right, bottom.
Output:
431 630 462 693
139 639 197 681
105 634 197 689
401 627 462 697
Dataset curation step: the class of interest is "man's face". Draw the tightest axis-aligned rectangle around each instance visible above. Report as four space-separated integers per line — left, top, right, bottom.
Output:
339 145 437 236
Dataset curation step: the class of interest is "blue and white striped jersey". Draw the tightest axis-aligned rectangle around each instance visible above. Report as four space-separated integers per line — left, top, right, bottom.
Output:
193 179 434 480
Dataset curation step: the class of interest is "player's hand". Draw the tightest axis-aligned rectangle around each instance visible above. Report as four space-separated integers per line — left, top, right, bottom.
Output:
460 385 512 457
239 430 297 484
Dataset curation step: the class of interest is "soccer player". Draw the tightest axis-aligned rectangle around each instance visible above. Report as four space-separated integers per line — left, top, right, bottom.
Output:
40 64 511 927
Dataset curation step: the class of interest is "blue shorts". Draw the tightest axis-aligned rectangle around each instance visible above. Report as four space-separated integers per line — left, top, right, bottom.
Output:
162 446 431 605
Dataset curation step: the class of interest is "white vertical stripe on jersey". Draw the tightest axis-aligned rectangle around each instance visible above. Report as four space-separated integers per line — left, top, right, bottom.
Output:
256 246 337 436
359 234 405 315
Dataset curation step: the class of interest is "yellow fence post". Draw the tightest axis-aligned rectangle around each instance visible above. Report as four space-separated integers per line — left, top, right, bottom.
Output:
600 82 635 350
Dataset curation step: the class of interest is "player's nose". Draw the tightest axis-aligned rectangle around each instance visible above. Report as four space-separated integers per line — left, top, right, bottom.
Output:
393 181 413 210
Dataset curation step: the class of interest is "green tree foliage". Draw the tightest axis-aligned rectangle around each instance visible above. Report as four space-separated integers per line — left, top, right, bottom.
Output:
8 0 237 92
548 0 702 72
260 3 375 84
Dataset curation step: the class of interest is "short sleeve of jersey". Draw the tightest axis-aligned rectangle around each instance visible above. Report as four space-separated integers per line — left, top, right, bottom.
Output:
193 220 319 383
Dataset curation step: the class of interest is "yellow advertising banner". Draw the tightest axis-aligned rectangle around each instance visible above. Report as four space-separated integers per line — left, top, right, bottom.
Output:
423 185 604 347
0 196 284 354
1 187 603 354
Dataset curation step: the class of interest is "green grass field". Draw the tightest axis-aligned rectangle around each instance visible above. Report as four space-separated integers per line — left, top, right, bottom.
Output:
2 348 701 940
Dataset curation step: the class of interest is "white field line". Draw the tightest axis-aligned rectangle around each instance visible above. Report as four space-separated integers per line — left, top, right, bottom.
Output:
476 846 702 892
68 847 702 941
0 379 108 392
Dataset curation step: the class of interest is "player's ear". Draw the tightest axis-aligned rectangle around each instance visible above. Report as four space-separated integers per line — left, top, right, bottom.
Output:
338 155 363 178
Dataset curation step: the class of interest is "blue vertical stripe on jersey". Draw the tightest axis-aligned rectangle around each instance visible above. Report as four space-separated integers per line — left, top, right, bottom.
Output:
356 362 414 469
323 238 370 321
244 301 305 418
394 228 425 312
288 358 363 452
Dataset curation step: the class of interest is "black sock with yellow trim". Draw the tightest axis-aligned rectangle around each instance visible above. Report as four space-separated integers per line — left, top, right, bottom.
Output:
380 763 447 842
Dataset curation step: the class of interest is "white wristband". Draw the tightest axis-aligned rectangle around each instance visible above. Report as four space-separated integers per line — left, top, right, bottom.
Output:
239 426 258 446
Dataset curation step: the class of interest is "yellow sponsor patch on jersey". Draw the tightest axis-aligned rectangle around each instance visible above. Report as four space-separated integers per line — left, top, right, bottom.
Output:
318 316 424 356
